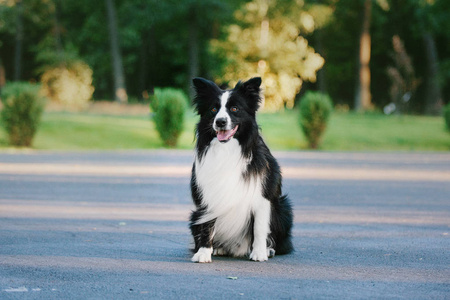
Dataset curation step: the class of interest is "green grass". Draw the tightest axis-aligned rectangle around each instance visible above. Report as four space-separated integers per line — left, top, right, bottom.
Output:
323 112 450 151
0 109 449 151
259 110 450 151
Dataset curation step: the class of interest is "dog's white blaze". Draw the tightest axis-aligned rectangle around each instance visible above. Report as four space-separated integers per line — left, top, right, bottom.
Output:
195 138 271 257
213 91 232 131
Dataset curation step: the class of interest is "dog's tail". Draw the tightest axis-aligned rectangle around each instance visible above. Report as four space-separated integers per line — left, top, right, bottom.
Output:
270 195 294 255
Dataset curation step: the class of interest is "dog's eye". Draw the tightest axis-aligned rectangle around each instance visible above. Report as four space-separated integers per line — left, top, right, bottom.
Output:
230 106 239 112
211 107 217 113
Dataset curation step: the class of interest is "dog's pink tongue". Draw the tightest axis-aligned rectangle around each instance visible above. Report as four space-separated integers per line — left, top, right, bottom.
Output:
217 130 232 141
217 125 238 141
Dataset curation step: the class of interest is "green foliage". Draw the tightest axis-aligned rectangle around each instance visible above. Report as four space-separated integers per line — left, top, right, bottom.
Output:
298 91 333 149
211 0 324 110
444 102 450 131
2 0 450 115
151 88 188 147
0 82 47 147
40 60 95 111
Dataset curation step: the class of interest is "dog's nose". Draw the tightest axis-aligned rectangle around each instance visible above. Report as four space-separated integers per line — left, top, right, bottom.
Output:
215 118 227 128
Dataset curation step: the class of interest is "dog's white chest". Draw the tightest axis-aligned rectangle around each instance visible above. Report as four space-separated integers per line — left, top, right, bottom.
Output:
195 139 253 211
195 139 264 250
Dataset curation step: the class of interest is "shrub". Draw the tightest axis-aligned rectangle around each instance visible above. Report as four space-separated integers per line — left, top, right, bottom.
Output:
444 102 450 131
40 60 94 111
298 91 333 149
151 88 188 147
1 82 47 147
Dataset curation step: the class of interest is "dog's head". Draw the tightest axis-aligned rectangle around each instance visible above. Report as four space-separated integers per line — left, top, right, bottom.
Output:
192 77 262 143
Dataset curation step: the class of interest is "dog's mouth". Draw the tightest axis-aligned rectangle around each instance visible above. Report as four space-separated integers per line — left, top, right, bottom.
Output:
216 125 238 142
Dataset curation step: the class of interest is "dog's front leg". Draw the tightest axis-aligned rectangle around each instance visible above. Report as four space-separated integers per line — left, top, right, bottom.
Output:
191 219 215 263
250 199 271 261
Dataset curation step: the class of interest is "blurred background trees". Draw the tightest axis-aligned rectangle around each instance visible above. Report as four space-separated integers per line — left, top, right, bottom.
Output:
211 0 326 110
0 0 449 113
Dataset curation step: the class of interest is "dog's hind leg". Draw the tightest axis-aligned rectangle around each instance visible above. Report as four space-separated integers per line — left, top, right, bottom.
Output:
269 195 294 255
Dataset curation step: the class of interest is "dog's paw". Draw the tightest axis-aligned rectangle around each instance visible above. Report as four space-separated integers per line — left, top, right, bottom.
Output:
268 248 276 258
249 248 269 262
192 247 213 263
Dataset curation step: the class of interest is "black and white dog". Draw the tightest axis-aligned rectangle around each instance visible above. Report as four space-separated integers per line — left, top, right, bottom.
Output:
189 77 293 262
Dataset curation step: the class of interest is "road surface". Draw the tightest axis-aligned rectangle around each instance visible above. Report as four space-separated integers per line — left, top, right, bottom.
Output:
0 150 449 299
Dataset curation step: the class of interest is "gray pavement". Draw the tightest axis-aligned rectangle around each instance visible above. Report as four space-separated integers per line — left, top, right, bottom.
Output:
0 150 449 299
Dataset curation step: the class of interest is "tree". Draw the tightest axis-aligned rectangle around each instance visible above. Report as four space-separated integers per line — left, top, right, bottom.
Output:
212 0 324 110
1 0 447 109
0 0 244 100
0 0 54 83
386 35 419 114
165 0 234 98
385 0 445 115
415 0 443 115
13 0 23 81
315 0 359 108
0 58 5 89
188 5 199 96
354 0 372 111
105 0 127 103
422 32 442 115
101 0 233 100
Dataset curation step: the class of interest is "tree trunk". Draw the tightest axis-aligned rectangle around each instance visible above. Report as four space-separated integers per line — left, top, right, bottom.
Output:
14 0 24 81
105 0 127 103
147 28 157 96
54 0 63 54
354 0 372 111
188 7 199 99
423 32 442 115
138 31 149 101
0 58 5 89
315 29 326 94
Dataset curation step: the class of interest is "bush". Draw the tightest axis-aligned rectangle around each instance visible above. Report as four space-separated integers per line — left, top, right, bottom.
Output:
151 88 188 147
298 91 333 149
40 60 94 111
1 82 47 147
444 102 450 131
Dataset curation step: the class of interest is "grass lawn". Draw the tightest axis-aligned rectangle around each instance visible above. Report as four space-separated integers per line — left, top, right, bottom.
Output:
323 112 450 151
258 110 450 151
0 108 449 151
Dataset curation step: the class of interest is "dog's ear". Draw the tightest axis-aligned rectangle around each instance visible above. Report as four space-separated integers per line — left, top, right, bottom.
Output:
192 77 222 114
242 77 261 95
193 78 212 91
236 77 262 112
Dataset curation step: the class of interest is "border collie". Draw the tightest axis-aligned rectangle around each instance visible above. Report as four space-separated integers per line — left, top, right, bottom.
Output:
189 77 293 263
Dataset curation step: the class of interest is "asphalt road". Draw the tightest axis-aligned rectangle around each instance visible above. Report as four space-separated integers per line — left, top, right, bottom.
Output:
0 150 449 299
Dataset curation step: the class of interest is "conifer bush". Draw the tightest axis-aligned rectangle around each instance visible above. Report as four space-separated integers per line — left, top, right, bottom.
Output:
151 88 188 147
298 91 333 149
1 82 47 147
